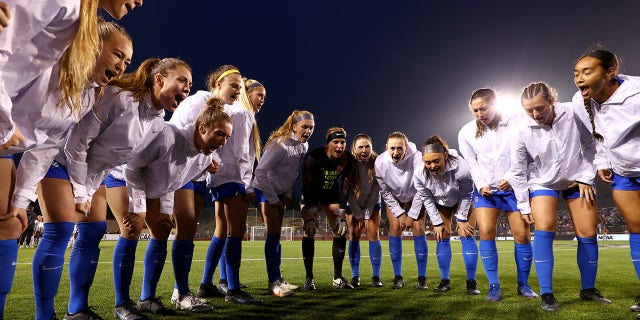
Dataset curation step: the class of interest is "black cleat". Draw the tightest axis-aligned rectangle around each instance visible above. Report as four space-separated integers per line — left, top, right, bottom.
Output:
540 293 560 311
579 288 611 304
114 300 148 320
630 295 640 312
350 276 361 289
63 307 104 320
224 289 263 304
196 283 225 298
333 277 355 289
371 276 383 287
434 278 451 293
416 276 428 290
392 275 405 289
136 297 177 315
466 279 480 295
303 277 316 291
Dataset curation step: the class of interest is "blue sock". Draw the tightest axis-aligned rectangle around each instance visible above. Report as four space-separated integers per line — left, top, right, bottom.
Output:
264 234 280 283
630 233 640 280
32 222 74 320
225 237 242 291
369 240 382 277
140 239 167 301
348 240 361 278
480 240 499 285
201 236 225 285
113 237 138 306
414 235 428 278
576 236 598 290
514 242 533 284
219 245 228 282
68 222 106 314
436 238 452 279
0 240 18 316
389 236 403 276
533 230 555 295
172 240 194 295
460 236 478 281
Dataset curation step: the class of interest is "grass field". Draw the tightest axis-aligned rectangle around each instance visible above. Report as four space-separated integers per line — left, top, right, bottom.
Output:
4 240 639 320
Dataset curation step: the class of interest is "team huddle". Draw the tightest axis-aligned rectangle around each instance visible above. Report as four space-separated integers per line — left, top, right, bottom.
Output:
1 1 640 320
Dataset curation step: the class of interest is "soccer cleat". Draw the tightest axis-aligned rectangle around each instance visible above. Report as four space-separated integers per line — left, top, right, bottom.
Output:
63 307 104 320
486 283 503 302
332 277 355 289
225 290 264 304
466 279 480 295
517 282 538 298
392 275 405 289
136 297 177 315
416 276 429 290
239 282 249 289
371 276 383 287
540 293 560 311
269 280 295 297
171 289 210 305
630 295 640 312
579 288 611 304
217 280 229 295
175 292 214 312
434 278 451 293
278 277 299 291
350 276 362 289
303 277 316 291
114 300 148 320
196 283 225 298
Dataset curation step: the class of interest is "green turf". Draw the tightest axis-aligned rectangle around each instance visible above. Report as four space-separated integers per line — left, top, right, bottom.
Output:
4 240 637 319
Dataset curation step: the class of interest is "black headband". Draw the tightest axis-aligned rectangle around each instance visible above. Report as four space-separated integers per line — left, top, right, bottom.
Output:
326 131 346 144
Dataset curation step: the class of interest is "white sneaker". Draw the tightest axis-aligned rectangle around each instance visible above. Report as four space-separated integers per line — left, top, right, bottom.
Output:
171 288 209 305
269 280 294 297
175 292 214 313
279 277 299 291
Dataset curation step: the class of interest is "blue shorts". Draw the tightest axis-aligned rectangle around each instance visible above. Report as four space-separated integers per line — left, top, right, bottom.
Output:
530 185 581 199
0 155 13 159
44 160 70 180
104 174 126 188
180 180 210 197
212 182 246 201
473 189 519 212
254 188 269 206
611 172 640 191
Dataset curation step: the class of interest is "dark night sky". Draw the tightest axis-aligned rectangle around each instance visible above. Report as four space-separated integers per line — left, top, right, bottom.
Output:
112 0 640 156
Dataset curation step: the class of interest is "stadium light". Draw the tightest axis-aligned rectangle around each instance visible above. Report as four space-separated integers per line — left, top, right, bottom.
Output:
495 92 523 116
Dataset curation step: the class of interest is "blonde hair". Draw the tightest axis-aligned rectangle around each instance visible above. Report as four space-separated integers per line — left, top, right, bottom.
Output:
265 110 314 147
57 0 100 115
239 78 264 161
386 131 408 147
469 88 499 138
351 134 377 199
521 82 557 103
196 97 232 128
97 18 131 45
110 58 191 103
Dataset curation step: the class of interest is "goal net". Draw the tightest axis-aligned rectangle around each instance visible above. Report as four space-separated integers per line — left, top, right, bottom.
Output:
250 226 294 241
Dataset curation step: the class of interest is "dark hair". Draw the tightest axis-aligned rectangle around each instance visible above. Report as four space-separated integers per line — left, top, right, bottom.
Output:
351 134 377 199
422 135 456 164
110 58 191 103
469 88 499 138
206 64 241 91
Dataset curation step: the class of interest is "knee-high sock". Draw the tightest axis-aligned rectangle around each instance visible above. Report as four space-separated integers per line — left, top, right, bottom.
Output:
630 233 640 280
302 237 315 278
369 240 382 277
264 234 280 283
225 237 242 291
140 239 167 301
480 239 499 285
514 242 533 283
460 237 478 281
172 240 194 296
68 222 106 314
0 240 18 316
414 235 428 278
533 230 555 295
113 237 138 306
332 237 346 279
576 236 598 290
389 236 403 277
436 238 451 279
33 222 74 320
219 246 228 282
201 236 225 285
348 240 360 278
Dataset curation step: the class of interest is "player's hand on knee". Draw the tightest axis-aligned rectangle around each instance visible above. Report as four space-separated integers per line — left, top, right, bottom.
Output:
521 213 533 225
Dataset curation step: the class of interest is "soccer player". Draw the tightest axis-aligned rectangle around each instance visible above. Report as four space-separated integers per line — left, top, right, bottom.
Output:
374 132 427 290
572 49 640 317
458 88 537 301
414 135 479 296
300 128 356 290
511 81 610 311
253 110 315 296
346 134 383 288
